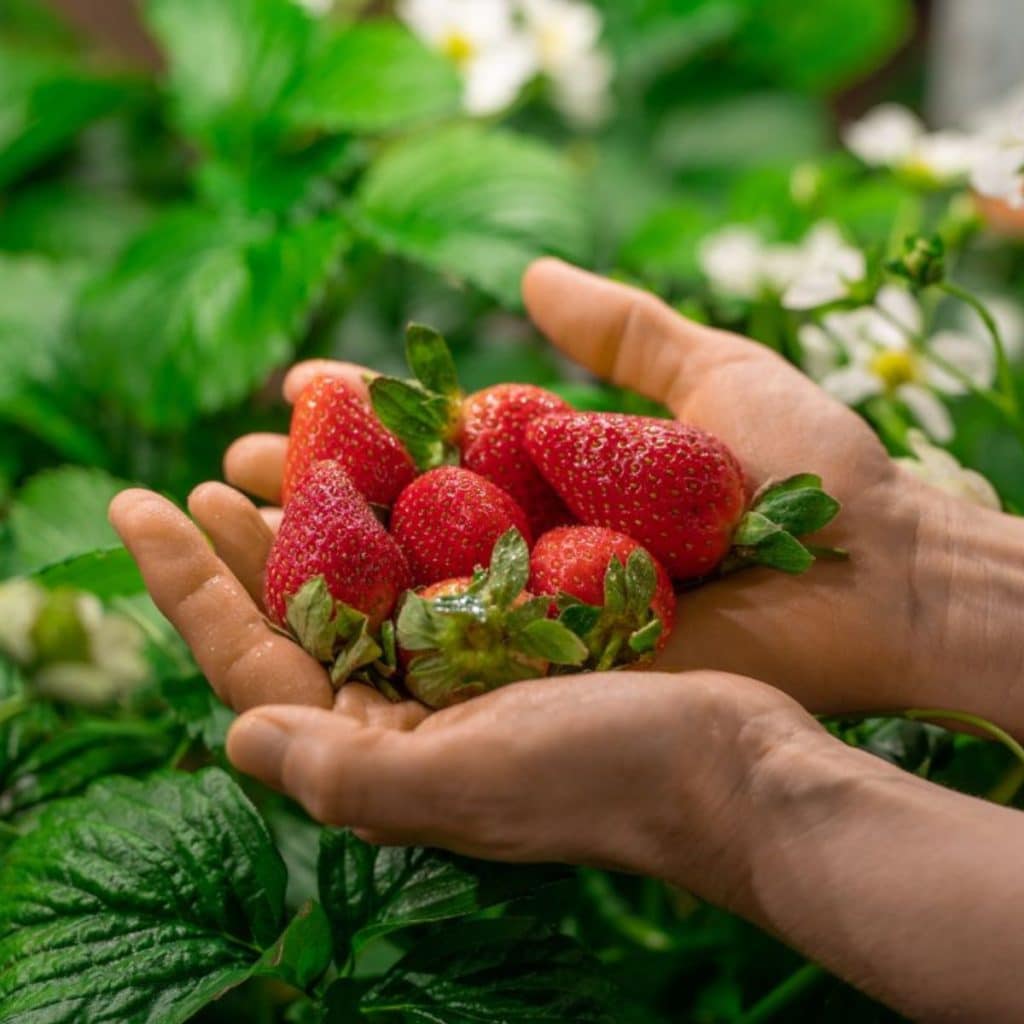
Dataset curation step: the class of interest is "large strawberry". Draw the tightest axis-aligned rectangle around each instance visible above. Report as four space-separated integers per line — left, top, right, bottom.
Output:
282 375 415 506
460 384 575 535
391 466 533 587
397 529 586 708
265 460 411 685
530 526 675 669
369 325 574 532
525 413 842 579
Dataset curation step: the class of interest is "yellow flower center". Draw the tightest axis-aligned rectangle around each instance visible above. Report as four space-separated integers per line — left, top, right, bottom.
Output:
441 31 475 66
870 348 918 391
538 25 565 65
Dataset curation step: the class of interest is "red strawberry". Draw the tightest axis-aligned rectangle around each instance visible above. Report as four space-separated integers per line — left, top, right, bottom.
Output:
265 461 411 684
530 526 675 668
526 413 843 579
397 530 586 708
390 466 533 587
460 384 575 535
282 375 415 506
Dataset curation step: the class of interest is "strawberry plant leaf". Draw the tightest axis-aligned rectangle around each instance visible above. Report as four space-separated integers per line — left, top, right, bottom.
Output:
0 768 311 1023
0 46 132 188
513 619 588 666
483 529 531 609
752 483 841 537
623 549 657 618
742 530 815 574
317 829 569 959
602 556 628 615
77 207 349 429
253 899 331 992
370 377 453 469
559 602 602 639
628 618 663 655
405 323 462 400
32 547 144 599
284 21 460 134
337 918 623 1022
7 467 130 577
355 124 590 307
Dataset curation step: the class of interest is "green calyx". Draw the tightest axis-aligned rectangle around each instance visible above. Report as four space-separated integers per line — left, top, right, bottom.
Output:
728 474 846 575
285 577 387 687
558 549 664 672
396 529 587 709
369 323 463 471
886 234 946 288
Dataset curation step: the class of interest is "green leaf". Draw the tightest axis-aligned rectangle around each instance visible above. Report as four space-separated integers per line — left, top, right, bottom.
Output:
7 467 130 576
254 899 331 992
143 0 310 156
405 323 461 399
628 618 663 655
731 510 780 548
753 486 841 537
355 124 590 307
287 576 343 663
317 830 568 959
32 548 143 599
0 715 177 823
483 529 531 609
341 918 623 1023
623 549 657 618
370 377 452 470
559 602 602 638
513 618 588 666
157 674 233 752
0 768 290 1023
742 530 815 575
0 45 131 187
77 208 349 429
602 557 628 615
285 21 460 134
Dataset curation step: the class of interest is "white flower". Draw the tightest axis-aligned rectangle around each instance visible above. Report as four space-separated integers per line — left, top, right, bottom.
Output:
0 579 46 664
519 0 612 123
897 430 1001 510
799 286 994 442
842 103 980 184
293 0 333 14
954 293 1024 361
966 88 1024 207
698 227 772 300
781 222 866 310
399 0 537 115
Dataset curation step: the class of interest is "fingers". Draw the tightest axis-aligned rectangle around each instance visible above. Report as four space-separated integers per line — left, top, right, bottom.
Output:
227 706 436 831
187 483 274 605
224 434 288 504
110 489 333 712
260 508 284 533
522 258 761 414
335 683 431 730
283 360 377 405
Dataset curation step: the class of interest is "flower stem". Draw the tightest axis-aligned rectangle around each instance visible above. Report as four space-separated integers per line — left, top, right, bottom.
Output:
898 707 1024 769
738 963 826 1024
0 695 28 727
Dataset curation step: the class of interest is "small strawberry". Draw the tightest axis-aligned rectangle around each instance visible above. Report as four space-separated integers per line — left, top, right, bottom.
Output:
397 529 586 708
265 461 411 685
525 413 842 579
529 526 675 669
460 384 575 535
282 375 416 506
391 466 533 587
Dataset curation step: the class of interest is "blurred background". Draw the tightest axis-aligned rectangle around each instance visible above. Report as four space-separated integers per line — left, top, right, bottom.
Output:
2 1 1024 1021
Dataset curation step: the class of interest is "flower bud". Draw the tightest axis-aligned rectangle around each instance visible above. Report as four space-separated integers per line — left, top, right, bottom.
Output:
887 234 945 287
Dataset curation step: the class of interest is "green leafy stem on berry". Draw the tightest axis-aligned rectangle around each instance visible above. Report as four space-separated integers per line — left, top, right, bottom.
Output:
285 577 388 688
370 323 464 470
726 474 846 575
557 549 664 671
396 529 587 709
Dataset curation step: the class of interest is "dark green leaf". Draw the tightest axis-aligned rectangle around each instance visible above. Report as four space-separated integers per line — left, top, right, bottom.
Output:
405 323 461 399
513 619 588 666
370 376 451 469
77 208 349 429
743 530 815 574
355 125 589 307
754 486 841 537
157 674 233 752
255 900 331 992
285 21 460 134
348 918 622 1023
32 547 144 599
559 602 602 638
0 768 289 1023
318 829 568 959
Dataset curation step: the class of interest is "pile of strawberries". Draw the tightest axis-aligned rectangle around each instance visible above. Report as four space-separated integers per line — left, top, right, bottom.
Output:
265 326 842 708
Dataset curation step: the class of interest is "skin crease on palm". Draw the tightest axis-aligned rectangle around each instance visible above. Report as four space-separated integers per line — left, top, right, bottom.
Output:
109 259 1024 1022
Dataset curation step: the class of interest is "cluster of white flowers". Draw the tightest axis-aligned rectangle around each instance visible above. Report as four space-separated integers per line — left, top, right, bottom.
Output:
399 0 612 121
698 222 865 310
0 581 148 707
843 91 1024 207
798 286 993 442
896 429 1001 511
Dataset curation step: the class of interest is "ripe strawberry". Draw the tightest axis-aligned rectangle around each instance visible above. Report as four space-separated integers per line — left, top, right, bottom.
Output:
460 384 575 535
265 461 411 684
526 413 843 579
391 466 533 587
282 375 415 506
397 530 586 708
530 526 675 668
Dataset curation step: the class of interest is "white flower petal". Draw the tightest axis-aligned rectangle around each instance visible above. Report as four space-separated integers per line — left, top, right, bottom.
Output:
462 36 537 114
698 227 767 299
909 131 981 181
0 580 46 664
925 330 994 393
782 271 848 310
821 366 882 406
842 104 924 167
551 50 612 124
521 0 603 71
875 285 923 336
897 430 1001 510
898 383 954 442
798 324 841 380
970 143 1024 205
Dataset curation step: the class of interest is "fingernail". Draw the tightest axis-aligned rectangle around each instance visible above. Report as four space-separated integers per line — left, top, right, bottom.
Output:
227 713 292 785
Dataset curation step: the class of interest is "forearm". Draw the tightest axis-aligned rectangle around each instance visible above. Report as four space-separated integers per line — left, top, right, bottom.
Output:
724 731 1024 1022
